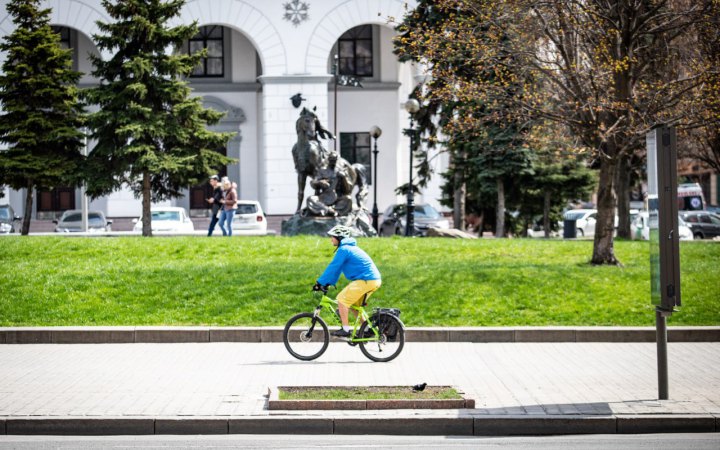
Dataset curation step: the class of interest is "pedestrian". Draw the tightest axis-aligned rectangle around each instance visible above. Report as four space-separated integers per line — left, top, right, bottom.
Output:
314 225 381 338
232 181 239 211
218 178 237 236
205 175 223 236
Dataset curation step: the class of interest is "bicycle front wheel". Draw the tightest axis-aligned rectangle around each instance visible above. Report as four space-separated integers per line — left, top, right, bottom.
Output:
283 312 329 361
359 315 405 362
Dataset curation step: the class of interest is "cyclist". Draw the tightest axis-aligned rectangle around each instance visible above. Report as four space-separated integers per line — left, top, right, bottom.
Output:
314 225 381 338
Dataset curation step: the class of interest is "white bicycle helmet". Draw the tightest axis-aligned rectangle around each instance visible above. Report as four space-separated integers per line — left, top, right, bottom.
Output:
327 224 353 239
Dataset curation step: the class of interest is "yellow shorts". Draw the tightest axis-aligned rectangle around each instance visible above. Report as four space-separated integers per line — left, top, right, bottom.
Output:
337 279 382 308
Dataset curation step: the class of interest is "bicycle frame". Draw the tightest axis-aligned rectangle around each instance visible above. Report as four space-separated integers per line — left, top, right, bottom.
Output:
312 292 378 342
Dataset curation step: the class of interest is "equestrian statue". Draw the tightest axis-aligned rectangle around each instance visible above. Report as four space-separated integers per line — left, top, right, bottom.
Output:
284 107 375 237
291 107 368 216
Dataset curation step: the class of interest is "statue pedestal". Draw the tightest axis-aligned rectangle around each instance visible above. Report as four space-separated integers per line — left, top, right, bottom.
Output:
281 210 378 237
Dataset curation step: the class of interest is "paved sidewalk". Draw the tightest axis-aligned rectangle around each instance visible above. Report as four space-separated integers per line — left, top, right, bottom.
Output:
1 342 718 435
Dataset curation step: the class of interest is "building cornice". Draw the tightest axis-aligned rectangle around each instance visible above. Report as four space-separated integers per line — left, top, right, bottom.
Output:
258 74 333 84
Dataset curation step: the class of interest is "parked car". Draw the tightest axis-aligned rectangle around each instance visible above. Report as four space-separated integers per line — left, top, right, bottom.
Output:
631 211 694 241
0 204 20 234
53 210 112 233
379 203 450 237
232 200 267 234
559 209 621 237
560 209 597 237
133 207 194 233
679 211 720 240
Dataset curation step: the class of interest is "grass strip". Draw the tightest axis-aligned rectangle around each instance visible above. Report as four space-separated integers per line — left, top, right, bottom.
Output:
278 386 461 401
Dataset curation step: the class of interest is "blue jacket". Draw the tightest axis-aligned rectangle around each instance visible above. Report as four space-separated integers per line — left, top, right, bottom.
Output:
317 237 381 286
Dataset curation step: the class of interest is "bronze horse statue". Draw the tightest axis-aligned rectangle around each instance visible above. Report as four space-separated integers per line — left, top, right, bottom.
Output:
292 107 367 214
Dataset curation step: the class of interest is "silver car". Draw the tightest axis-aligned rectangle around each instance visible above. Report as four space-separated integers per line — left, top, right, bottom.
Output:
379 203 450 237
0 204 20 234
53 210 113 233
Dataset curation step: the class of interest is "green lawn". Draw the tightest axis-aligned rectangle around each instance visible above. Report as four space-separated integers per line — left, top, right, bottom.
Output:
278 386 461 401
0 235 718 327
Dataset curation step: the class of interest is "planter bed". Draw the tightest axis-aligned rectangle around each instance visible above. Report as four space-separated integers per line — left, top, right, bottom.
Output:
267 386 475 410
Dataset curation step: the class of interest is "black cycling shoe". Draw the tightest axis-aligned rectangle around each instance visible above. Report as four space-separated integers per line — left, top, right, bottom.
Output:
331 329 351 338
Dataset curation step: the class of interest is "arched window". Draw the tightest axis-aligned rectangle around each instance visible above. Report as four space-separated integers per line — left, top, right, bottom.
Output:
338 25 373 77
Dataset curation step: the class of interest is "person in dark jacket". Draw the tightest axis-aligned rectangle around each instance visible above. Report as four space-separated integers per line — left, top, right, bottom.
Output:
206 175 223 236
315 225 381 338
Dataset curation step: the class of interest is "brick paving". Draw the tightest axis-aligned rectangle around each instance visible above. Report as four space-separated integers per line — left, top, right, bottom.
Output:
0 341 718 421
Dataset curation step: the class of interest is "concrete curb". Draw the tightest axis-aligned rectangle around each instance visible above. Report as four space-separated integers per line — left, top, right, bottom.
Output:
1 326 719 344
3 415 717 436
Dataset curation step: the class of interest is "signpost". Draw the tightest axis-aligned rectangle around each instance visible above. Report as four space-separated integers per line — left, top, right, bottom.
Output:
646 125 680 400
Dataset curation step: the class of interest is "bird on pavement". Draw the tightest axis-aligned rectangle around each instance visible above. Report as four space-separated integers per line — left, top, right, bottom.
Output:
412 383 427 392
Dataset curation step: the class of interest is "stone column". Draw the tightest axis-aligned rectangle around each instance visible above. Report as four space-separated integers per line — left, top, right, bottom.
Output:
258 75 332 215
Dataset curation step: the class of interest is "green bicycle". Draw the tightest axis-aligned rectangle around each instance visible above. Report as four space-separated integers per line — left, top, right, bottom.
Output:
282 288 405 362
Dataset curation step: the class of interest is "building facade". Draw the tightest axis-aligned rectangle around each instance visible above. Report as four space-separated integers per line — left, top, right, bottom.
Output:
0 0 450 220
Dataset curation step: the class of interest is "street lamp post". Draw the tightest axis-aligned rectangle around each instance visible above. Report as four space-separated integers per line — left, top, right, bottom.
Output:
333 54 339 151
404 98 420 237
369 125 382 232
81 128 89 232
332 53 363 152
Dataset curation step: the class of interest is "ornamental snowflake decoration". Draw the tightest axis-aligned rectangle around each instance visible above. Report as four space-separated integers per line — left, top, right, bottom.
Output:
283 0 309 27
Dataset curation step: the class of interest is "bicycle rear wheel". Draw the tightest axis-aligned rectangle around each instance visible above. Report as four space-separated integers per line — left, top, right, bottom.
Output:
283 312 329 361
359 314 404 362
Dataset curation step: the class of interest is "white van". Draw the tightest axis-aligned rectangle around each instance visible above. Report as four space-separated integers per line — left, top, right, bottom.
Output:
677 183 705 211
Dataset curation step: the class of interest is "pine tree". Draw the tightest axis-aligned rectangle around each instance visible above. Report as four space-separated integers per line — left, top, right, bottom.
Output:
0 0 86 235
84 0 233 236
510 122 595 238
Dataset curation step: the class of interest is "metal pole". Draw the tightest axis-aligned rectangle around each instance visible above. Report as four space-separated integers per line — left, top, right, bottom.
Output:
656 308 669 399
372 137 379 231
405 121 415 237
333 54 338 152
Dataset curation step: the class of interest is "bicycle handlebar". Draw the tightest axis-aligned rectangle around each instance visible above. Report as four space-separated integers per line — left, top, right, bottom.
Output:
312 282 334 294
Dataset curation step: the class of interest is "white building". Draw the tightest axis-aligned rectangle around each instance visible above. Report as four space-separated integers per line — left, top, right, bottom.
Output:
0 0 449 221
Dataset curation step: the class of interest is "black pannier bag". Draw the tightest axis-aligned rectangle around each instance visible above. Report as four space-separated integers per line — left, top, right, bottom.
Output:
371 308 401 341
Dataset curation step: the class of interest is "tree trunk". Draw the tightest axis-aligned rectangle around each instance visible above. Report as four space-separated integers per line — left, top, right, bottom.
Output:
543 189 551 238
592 158 620 265
495 177 505 238
142 171 152 237
454 179 466 230
614 154 631 239
21 179 33 236
452 151 466 230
